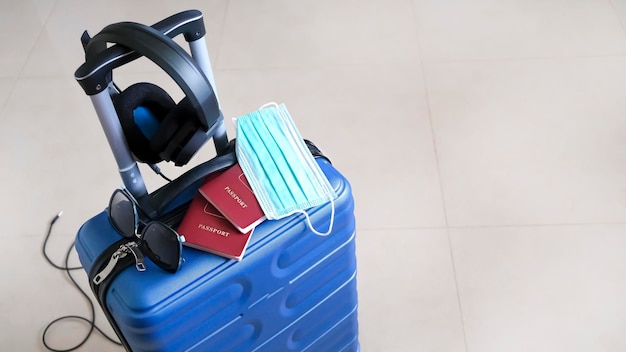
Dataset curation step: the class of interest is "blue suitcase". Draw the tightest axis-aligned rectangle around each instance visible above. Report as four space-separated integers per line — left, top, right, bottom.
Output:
75 156 359 352
73 10 359 351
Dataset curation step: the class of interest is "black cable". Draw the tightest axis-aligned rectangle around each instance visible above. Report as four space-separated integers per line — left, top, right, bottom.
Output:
149 164 172 182
42 212 82 271
42 212 122 351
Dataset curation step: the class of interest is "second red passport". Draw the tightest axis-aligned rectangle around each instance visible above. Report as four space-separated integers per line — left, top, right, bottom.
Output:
177 194 253 261
198 163 266 233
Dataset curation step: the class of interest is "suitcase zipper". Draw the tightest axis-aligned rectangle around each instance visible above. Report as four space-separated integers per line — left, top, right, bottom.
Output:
92 242 146 285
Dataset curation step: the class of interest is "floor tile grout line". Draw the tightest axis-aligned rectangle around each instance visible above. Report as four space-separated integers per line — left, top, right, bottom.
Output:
0 77 18 115
12 52 626 79
421 52 626 65
357 220 626 232
156 52 626 73
607 0 626 35
447 221 626 230
411 0 449 238
1 1 61 117
411 3 470 352
420 75 448 226
16 0 60 80
211 0 232 73
215 59 425 72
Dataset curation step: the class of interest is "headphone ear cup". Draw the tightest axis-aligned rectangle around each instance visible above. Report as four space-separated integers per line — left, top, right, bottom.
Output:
150 97 208 166
113 83 176 164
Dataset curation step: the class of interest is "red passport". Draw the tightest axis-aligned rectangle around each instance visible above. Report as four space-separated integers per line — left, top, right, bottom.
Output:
176 194 253 261
198 163 266 233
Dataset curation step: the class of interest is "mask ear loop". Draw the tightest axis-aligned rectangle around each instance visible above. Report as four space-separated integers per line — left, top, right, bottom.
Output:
260 101 279 110
257 101 336 236
293 194 335 237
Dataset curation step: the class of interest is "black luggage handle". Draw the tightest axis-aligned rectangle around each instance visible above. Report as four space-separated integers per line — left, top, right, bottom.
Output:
80 22 219 131
74 10 228 201
81 9 206 55
75 9 209 97
152 9 206 42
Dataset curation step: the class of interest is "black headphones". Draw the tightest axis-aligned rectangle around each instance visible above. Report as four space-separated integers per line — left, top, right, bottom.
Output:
76 19 222 166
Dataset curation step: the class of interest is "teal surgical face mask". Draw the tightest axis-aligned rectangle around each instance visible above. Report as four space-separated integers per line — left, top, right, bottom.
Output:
235 103 337 236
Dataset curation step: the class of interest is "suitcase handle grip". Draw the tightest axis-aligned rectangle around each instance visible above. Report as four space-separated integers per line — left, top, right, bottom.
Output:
75 9 209 96
74 10 226 201
151 9 206 42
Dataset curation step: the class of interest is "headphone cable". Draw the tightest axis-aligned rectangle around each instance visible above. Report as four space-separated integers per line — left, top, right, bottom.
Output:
41 212 122 351
149 163 172 182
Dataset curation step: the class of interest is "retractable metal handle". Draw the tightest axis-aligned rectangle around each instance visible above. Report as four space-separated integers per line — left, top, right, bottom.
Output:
74 10 228 200
89 89 147 197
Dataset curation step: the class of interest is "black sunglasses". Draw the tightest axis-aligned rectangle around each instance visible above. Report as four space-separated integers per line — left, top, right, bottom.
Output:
107 188 185 273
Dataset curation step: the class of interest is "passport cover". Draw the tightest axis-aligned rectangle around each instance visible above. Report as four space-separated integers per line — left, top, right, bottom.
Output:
198 163 266 233
176 193 252 261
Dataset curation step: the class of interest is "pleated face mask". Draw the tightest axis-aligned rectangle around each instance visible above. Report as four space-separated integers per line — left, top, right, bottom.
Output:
235 103 337 236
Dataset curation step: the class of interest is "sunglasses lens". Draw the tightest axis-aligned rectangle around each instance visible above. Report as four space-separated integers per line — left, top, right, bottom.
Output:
108 190 136 238
141 222 182 273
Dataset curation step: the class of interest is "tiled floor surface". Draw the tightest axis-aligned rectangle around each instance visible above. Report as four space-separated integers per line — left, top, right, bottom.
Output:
3 0 626 351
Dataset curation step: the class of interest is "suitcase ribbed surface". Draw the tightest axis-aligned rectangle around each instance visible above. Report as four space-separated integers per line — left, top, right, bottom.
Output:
76 159 359 351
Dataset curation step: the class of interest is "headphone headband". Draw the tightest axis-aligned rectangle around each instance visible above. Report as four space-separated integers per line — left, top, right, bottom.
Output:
77 21 219 132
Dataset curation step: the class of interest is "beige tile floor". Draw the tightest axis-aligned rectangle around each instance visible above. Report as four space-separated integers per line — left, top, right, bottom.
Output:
2 0 626 351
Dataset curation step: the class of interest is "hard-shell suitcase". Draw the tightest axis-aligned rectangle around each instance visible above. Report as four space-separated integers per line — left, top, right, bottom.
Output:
73 10 359 351
75 156 359 351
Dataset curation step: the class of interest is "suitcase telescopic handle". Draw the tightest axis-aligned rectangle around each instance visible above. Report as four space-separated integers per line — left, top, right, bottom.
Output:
81 9 207 64
82 22 218 131
74 10 226 201
152 9 206 42
80 9 206 48
75 9 210 96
